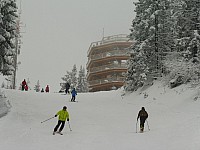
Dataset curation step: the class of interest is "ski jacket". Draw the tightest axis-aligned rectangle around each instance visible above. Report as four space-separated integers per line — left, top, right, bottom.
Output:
137 110 148 120
66 83 70 89
71 90 77 97
56 110 69 121
22 80 26 86
24 85 28 91
45 86 49 92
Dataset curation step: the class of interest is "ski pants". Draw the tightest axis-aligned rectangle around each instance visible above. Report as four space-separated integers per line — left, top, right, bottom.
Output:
22 85 25 91
54 120 65 132
71 96 76 102
140 117 146 129
65 88 69 94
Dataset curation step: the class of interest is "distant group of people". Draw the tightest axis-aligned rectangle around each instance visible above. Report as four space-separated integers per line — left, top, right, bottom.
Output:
51 82 77 135
39 81 148 135
21 78 149 134
41 85 49 93
49 80 148 135
65 82 77 102
21 80 77 102
21 79 50 93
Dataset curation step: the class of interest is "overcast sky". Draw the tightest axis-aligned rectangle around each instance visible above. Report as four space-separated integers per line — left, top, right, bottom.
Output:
16 0 136 92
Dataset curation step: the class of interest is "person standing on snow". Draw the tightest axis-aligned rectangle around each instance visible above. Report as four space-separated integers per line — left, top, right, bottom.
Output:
65 82 70 94
137 107 148 132
21 79 27 91
41 88 44 92
71 88 77 102
45 85 49 93
53 106 70 135
24 84 28 91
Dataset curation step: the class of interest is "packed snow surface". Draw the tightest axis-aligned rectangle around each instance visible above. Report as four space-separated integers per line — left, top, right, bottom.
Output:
0 81 200 150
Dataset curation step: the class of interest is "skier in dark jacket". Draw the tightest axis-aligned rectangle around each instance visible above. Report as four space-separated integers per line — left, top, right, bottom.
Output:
65 83 70 94
137 107 148 132
71 88 77 102
41 88 44 92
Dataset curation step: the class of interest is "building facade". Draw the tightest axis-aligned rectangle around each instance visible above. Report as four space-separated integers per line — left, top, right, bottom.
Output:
86 34 132 92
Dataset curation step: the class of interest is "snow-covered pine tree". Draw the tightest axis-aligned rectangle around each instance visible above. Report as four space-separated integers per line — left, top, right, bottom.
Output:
61 70 71 83
0 0 18 75
156 0 176 55
161 0 200 86
34 80 40 92
60 71 71 91
61 64 78 91
71 64 77 89
125 0 176 91
125 52 148 91
76 65 88 93
1 81 5 88
163 52 200 86
174 0 200 62
125 0 152 91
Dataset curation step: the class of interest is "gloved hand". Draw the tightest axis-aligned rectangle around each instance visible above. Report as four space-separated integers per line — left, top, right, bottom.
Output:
55 115 57 117
67 118 69 121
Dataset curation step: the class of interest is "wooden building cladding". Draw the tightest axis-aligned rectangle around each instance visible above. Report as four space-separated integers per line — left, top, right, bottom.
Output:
86 34 132 92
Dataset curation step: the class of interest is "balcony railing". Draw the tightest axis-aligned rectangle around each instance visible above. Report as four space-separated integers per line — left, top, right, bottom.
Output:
91 50 129 60
88 77 124 87
87 34 131 56
88 63 127 74
87 50 129 67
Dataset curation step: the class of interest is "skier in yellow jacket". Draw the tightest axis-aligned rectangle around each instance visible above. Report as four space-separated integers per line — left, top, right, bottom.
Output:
53 106 69 135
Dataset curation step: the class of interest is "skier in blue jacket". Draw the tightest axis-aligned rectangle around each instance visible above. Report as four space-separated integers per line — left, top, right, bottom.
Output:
71 88 77 102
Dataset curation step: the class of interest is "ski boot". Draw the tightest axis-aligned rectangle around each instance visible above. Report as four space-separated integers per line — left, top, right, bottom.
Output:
57 131 63 135
140 127 144 133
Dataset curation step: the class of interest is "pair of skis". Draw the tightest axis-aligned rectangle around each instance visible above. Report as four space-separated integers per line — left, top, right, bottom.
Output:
53 122 72 135
53 131 63 135
70 100 78 103
136 120 150 133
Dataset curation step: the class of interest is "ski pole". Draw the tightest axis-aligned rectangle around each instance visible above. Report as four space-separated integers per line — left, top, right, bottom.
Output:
41 116 55 123
146 120 150 131
136 120 138 133
68 121 72 131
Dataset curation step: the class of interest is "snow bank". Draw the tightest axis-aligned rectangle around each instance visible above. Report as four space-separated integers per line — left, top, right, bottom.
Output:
0 89 11 117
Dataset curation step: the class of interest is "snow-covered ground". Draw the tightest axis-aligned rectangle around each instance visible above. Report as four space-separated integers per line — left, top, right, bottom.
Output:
0 81 200 150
